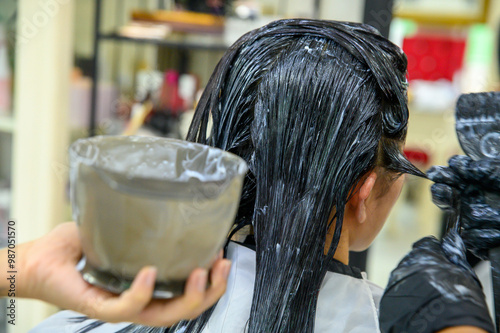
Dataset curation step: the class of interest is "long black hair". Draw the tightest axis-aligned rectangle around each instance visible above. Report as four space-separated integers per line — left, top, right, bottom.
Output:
75 19 424 333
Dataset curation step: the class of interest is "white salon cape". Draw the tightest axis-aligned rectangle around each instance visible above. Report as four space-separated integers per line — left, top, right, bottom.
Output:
31 242 383 332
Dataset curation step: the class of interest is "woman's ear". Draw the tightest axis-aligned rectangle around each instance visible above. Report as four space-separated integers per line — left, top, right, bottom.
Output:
355 171 377 224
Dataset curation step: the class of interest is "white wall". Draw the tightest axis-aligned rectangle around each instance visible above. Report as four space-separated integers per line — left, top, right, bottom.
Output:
11 0 74 331
319 0 364 22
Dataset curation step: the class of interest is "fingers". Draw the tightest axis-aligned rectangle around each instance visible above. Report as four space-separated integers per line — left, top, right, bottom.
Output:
179 267 210 318
468 160 500 190
427 166 461 188
462 229 500 260
200 258 231 312
430 183 458 211
412 236 442 252
449 155 500 191
428 155 500 192
177 250 228 320
461 203 500 232
134 259 231 327
462 229 500 248
165 259 230 320
448 155 472 172
441 230 469 270
130 268 207 327
460 203 500 231
89 266 157 323
79 257 231 327
428 156 500 215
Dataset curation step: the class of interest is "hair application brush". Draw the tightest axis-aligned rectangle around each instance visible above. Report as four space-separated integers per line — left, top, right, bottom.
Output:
456 91 500 331
457 92 500 161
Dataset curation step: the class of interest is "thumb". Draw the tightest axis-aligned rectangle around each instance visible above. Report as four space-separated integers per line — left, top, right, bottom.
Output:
427 165 461 187
442 230 475 276
431 183 458 211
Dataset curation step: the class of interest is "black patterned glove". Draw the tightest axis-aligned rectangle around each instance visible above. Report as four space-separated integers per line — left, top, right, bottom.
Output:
427 155 500 260
379 231 494 333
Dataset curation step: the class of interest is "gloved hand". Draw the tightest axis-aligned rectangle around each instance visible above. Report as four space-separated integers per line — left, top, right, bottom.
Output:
427 155 500 260
379 230 494 333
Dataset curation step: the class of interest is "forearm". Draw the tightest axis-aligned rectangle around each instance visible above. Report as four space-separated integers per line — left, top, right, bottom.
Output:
0 241 33 298
438 327 488 333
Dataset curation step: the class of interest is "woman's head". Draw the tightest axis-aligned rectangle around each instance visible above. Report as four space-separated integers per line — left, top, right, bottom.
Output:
189 20 423 250
339 166 406 254
181 19 424 332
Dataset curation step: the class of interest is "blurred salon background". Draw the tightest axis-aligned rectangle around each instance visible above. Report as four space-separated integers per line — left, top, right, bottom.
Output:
0 0 498 331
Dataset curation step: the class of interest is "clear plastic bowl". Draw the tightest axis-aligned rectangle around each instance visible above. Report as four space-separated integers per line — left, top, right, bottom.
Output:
69 135 248 298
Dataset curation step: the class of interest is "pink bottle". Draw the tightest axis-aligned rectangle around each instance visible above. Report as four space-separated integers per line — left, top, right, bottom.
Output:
160 70 183 117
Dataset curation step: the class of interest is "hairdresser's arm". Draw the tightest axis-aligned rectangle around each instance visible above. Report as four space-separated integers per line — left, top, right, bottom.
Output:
0 222 231 327
438 327 487 333
379 232 495 333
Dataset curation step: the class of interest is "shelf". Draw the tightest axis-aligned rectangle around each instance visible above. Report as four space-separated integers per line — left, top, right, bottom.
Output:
98 32 229 51
0 115 15 133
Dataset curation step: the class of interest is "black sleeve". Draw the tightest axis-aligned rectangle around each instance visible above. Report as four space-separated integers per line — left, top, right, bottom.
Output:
380 275 495 333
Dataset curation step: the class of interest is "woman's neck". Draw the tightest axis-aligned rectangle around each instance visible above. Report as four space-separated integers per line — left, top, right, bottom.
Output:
333 230 350 264
325 218 350 265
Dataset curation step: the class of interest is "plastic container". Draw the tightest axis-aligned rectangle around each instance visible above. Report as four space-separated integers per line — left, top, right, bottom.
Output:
69 135 248 298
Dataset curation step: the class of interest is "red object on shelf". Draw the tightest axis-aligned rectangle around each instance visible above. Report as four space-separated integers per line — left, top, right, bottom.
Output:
402 35 466 82
404 149 430 166
159 70 184 116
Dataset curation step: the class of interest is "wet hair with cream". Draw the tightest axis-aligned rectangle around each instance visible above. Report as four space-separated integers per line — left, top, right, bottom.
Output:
75 19 425 333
